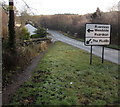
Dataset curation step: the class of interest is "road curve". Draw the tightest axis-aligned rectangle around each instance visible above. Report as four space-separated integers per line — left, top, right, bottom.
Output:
47 30 120 65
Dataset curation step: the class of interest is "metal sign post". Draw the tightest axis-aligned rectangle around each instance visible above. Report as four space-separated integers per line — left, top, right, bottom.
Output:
90 46 93 65
102 46 105 63
85 24 111 64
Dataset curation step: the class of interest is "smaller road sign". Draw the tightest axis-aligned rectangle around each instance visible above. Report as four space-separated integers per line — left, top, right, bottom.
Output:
85 24 111 46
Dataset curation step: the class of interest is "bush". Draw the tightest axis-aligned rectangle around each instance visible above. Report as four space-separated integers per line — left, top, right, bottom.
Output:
31 34 40 38
2 41 51 87
20 27 30 40
33 26 47 38
2 44 39 87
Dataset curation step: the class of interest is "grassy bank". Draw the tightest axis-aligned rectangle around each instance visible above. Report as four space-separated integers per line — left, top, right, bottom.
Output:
61 31 84 42
11 42 119 106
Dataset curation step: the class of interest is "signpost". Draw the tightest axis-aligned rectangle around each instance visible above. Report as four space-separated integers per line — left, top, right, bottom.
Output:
85 24 111 64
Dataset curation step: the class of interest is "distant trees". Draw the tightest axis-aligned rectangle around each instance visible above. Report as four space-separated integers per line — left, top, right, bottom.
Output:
91 8 118 45
91 7 102 23
38 14 90 36
31 8 118 46
92 7 101 19
19 9 30 26
19 9 34 27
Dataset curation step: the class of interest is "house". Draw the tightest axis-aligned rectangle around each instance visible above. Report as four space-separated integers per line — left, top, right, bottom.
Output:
25 24 37 36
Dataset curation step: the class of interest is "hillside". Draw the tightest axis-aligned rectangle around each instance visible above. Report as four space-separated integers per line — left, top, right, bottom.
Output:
31 10 119 47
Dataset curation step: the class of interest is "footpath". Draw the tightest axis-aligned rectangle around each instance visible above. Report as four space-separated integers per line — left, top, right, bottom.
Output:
2 50 47 105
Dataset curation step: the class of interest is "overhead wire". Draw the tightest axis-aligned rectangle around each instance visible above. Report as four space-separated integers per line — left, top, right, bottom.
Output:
1 0 39 15
21 0 38 15
0 0 9 14
21 0 30 9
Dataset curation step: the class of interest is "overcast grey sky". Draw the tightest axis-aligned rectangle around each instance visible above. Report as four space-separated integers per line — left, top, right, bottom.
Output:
3 0 120 15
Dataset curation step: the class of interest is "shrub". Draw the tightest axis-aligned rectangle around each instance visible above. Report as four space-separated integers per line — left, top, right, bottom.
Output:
31 34 40 38
20 27 30 40
2 41 51 87
33 27 47 38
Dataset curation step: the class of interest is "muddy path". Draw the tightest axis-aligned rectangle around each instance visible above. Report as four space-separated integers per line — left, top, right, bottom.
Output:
2 44 52 105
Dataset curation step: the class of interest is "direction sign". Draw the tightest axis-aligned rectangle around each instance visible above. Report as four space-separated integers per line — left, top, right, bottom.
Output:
85 24 111 45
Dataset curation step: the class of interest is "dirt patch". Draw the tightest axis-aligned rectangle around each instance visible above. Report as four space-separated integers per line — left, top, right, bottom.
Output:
2 43 53 105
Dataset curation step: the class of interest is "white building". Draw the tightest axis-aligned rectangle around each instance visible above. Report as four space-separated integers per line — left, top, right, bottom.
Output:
25 24 37 36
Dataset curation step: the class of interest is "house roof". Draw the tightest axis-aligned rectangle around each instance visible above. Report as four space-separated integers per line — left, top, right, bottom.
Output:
25 24 37 35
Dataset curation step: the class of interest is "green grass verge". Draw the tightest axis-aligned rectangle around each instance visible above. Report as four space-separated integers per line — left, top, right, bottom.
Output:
61 32 84 42
105 44 120 50
11 42 119 106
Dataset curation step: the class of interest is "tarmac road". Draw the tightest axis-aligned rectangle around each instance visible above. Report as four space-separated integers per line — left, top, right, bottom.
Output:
48 30 120 65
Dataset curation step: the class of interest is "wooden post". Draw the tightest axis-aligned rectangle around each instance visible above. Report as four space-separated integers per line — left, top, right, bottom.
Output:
8 0 16 52
0 6 2 107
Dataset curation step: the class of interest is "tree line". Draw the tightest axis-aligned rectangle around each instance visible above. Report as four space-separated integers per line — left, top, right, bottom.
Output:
32 8 119 46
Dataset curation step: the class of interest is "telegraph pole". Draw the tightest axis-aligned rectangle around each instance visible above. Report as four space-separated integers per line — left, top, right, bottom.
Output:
0 3 2 107
8 0 16 52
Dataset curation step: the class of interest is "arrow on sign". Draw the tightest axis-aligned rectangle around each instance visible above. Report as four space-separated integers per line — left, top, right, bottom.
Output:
87 29 94 33
86 39 92 44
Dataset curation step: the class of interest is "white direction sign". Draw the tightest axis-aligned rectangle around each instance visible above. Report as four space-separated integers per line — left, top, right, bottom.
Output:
85 24 111 45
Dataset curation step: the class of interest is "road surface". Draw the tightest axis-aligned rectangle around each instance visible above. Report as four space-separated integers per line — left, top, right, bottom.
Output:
47 30 120 65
